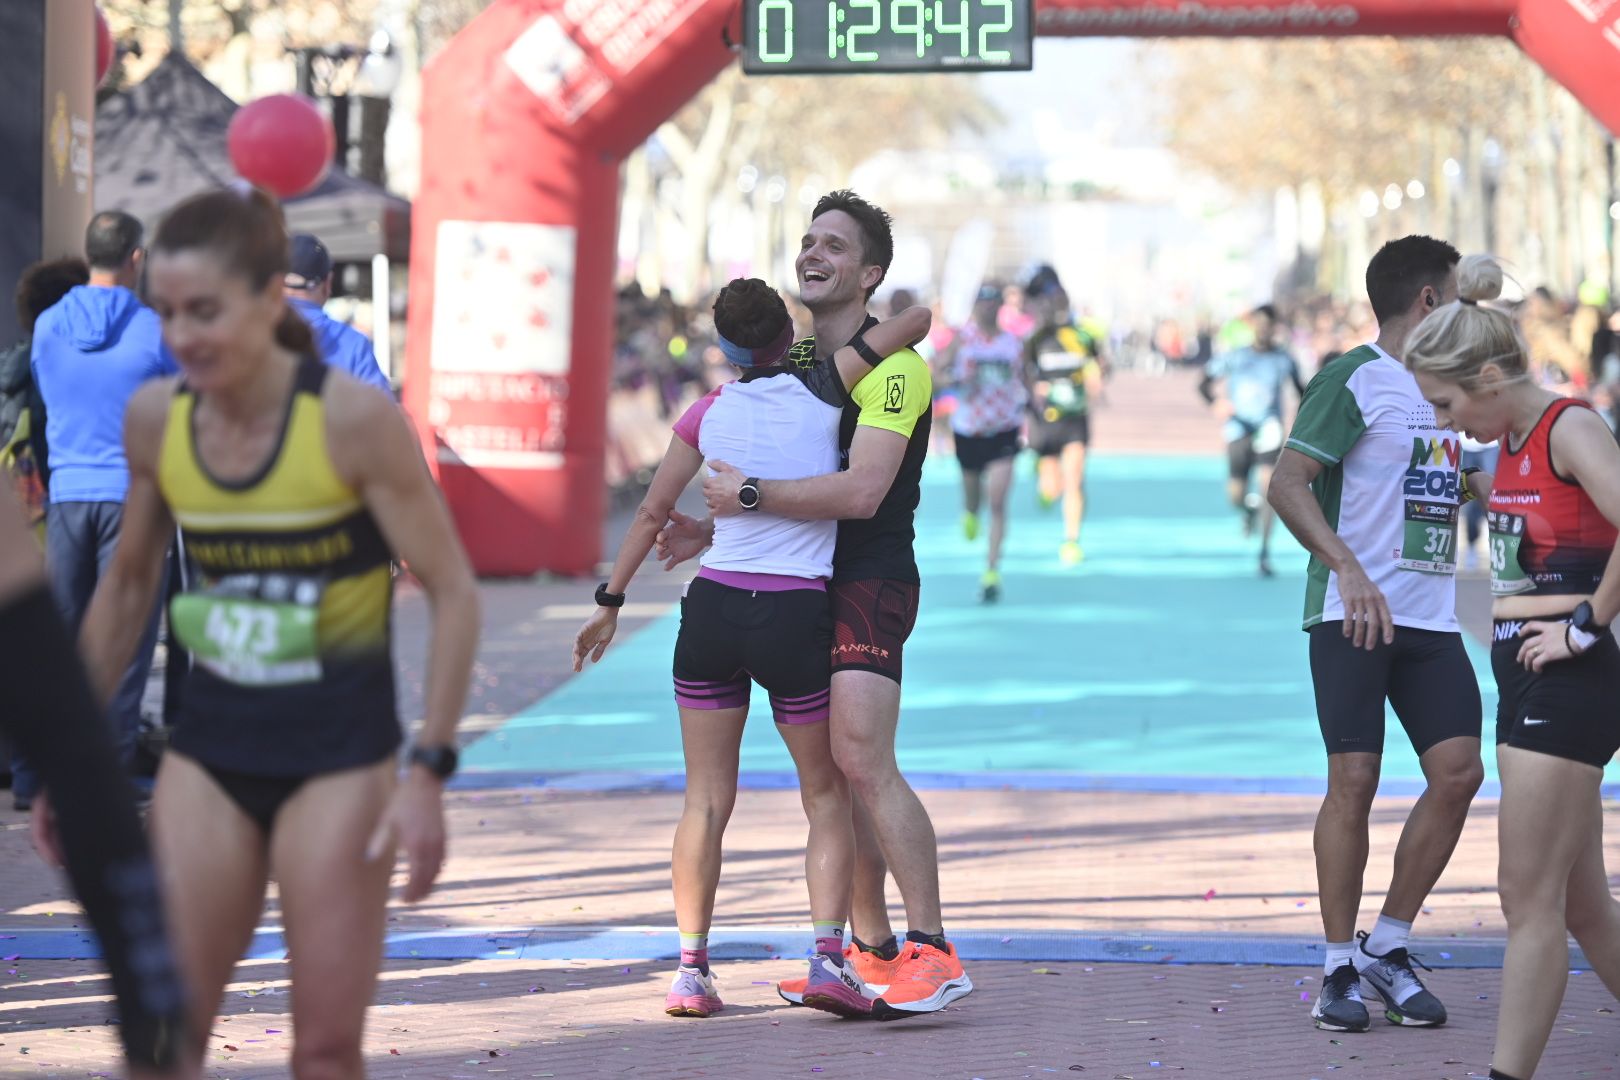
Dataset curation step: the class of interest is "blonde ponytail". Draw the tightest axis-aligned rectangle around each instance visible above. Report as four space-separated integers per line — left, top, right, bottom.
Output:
1404 254 1527 387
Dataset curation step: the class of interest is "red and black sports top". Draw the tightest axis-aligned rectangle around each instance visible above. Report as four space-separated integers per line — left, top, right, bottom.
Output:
1486 398 1618 598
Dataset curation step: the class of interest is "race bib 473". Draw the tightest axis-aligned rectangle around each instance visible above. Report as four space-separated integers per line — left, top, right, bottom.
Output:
170 574 324 687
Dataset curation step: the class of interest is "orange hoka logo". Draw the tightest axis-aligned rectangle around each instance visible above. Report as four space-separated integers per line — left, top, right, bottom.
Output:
834 642 892 660
1410 437 1460 469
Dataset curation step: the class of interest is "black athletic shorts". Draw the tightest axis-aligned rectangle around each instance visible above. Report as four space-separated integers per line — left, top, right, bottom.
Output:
1491 619 1620 768
954 428 1021 473
830 578 920 683
1030 413 1090 456
1227 436 1281 480
672 576 831 724
1308 622 1482 756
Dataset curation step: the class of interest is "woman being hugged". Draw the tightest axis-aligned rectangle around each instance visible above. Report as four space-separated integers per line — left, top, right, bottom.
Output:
74 187 481 1078
573 278 927 1019
1405 255 1620 1080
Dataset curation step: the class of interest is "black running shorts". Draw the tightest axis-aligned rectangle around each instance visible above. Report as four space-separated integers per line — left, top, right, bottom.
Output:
672 577 832 724
1308 623 1482 756
1227 435 1281 481
1029 413 1090 456
1491 620 1620 769
953 428 1021 473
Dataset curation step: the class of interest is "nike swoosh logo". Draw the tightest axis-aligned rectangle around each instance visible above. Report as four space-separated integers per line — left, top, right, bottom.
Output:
1523 718 1551 725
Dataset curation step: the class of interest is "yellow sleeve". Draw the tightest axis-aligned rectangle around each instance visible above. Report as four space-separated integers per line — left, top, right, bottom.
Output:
850 349 932 438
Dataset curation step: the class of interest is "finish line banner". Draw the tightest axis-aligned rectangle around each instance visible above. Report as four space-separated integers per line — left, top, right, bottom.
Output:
1034 0 1516 36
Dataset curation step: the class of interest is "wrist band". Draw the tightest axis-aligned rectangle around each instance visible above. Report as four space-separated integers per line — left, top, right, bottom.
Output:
1568 622 1600 654
850 333 883 367
1460 465 1480 504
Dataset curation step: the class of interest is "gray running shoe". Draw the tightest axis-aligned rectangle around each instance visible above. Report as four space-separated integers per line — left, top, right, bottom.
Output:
1311 964 1370 1032
1355 931 1447 1027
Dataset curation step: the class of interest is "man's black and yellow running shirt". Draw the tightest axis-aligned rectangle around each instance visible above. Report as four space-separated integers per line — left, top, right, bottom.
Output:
789 317 932 584
158 357 399 777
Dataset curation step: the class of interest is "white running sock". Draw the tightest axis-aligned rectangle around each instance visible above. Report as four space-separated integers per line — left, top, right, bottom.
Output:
1324 940 1356 977
1357 915 1412 963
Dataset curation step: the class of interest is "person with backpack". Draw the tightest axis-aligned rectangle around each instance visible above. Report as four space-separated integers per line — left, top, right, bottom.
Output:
0 257 89 805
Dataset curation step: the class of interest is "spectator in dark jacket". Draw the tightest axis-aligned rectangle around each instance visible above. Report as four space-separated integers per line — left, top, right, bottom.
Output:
1 257 90 496
0 257 89 807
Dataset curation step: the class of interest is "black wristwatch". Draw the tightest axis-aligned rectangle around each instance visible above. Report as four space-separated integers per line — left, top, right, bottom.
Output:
408 743 459 780
594 582 626 608
738 477 762 511
1571 601 1606 637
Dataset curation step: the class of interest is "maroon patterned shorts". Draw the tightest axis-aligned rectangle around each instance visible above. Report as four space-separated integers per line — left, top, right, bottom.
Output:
829 578 920 683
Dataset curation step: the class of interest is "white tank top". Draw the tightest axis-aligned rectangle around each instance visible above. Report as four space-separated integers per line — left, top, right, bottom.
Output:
696 365 846 579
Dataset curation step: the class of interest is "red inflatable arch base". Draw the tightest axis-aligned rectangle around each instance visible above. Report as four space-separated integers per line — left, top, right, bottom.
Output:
405 0 1620 577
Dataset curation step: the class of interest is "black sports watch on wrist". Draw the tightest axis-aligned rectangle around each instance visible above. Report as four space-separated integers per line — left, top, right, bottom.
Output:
1571 600 1606 637
738 477 762 512
408 743 459 780
595 582 626 608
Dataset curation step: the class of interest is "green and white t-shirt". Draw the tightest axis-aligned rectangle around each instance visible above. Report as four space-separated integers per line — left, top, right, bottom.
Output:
1285 344 1461 632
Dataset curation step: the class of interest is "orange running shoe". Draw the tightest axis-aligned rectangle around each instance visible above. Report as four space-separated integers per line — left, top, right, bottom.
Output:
871 941 973 1020
777 944 906 1005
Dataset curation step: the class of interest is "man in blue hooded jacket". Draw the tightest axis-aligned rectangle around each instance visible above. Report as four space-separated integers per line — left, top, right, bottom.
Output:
22 211 177 806
283 234 391 391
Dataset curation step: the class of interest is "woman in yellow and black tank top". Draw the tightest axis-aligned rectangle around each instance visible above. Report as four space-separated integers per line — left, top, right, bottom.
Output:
76 187 481 1078
161 356 398 777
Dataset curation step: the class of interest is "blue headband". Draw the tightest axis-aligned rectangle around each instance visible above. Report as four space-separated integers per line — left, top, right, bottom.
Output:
716 321 794 368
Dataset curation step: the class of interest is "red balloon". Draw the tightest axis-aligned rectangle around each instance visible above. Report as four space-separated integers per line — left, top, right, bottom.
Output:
226 94 334 198
94 6 112 87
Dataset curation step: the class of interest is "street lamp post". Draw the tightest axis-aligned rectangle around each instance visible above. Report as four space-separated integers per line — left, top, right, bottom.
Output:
289 32 400 184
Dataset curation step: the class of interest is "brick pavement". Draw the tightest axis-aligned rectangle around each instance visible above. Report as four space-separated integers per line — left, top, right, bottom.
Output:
4 787 1618 1077
3 372 1617 1077
3 957 1616 1078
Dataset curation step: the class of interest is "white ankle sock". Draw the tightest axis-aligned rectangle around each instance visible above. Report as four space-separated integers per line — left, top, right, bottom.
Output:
1324 940 1356 976
1358 915 1412 963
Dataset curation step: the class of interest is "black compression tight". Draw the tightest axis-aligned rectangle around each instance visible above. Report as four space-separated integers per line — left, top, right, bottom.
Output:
1 584 186 1069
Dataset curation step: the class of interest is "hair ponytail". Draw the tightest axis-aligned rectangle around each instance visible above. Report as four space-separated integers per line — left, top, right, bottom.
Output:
1404 253 1528 388
275 305 317 357
713 277 790 348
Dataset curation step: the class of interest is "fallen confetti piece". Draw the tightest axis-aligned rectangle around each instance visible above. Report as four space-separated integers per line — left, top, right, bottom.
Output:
1300 992 1310 1001
1202 890 1216 901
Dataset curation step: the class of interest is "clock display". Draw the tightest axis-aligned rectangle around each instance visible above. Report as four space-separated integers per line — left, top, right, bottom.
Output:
743 0 1034 75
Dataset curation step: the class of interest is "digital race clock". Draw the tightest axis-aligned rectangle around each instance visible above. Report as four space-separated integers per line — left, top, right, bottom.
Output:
742 0 1034 75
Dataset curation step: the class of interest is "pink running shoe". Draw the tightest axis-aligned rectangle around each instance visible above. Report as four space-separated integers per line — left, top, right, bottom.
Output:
664 966 723 1018
800 952 875 1019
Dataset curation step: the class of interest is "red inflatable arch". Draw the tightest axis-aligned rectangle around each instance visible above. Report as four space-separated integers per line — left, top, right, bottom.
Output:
405 0 1620 577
